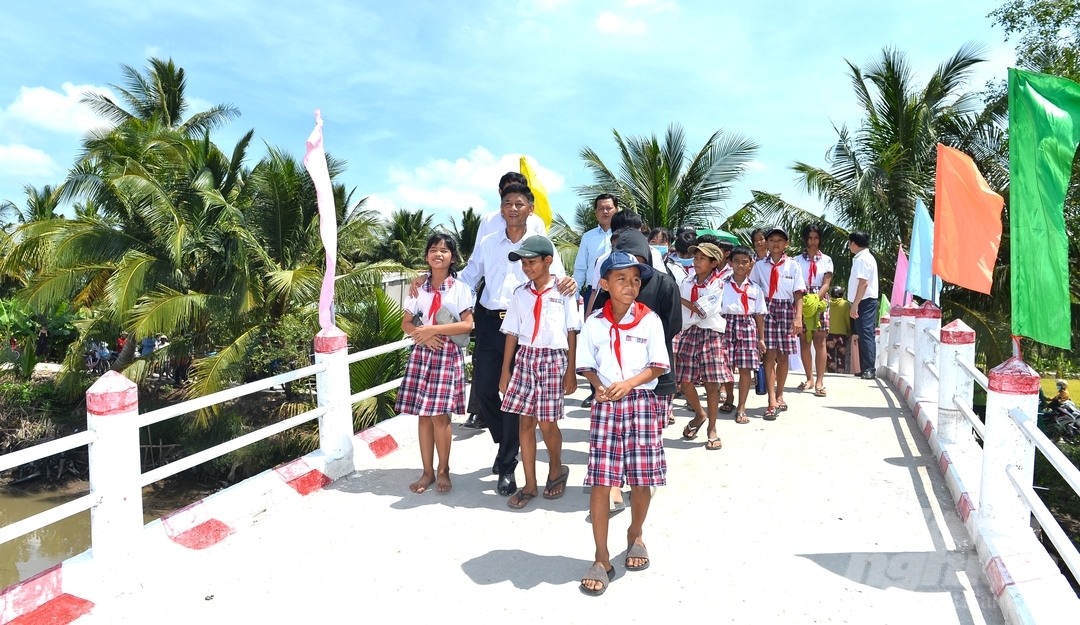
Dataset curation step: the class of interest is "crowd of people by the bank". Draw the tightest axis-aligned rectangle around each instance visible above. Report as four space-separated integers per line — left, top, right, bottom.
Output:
393 171 882 596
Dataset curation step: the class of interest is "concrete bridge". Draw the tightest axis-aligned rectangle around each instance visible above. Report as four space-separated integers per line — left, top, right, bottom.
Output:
0 308 1077 624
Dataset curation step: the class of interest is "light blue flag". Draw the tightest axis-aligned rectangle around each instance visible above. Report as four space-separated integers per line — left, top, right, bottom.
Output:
907 199 941 303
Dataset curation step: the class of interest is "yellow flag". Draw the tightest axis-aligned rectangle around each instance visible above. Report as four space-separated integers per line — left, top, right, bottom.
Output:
519 156 552 228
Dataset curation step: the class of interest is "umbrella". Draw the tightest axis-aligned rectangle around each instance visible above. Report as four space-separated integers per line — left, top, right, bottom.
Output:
696 228 739 245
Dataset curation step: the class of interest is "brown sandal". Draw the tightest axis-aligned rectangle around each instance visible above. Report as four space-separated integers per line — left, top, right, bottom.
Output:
814 386 827 397
682 416 706 439
735 412 750 424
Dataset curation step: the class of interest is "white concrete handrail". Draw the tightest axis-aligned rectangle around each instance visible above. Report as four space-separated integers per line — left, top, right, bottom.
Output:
0 493 100 546
0 430 96 474
955 355 989 391
954 397 986 440
344 338 412 365
1006 465 1080 583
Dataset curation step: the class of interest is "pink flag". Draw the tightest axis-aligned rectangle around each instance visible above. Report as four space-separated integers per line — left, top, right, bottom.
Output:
303 110 338 331
891 246 911 307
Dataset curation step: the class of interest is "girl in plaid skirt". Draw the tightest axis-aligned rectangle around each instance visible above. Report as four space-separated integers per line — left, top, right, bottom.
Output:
396 234 475 494
749 229 806 420
795 224 834 397
719 247 767 424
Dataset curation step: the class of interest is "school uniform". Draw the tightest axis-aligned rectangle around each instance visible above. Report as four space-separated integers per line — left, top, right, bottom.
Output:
576 302 670 487
750 255 806 354
394 277 474 417
499 279 582 422
675 270 732 384
719 277 768 370
795 251 834 332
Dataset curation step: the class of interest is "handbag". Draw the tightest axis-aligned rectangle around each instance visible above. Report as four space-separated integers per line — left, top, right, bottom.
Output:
755 362 768 395
413 307 471 350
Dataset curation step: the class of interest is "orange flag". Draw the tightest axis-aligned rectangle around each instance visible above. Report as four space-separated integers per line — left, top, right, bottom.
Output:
933 144 1004 294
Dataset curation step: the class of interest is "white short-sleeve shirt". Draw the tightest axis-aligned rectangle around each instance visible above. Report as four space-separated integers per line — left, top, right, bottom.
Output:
749 254 806 301
718 277 767 316
402 276 475 324
501 279 582 350
847 248 880 303
795 251 834 292
576 305 670 389
459 231 567 311
679 271 726 333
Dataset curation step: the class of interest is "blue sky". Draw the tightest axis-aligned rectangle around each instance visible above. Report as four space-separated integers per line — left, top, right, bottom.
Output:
1 0 1014 227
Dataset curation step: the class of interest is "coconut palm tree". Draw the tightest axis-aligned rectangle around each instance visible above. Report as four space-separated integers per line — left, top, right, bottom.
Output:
445 207 482 262
577 123 758 230
0 184 64 224
370 208 436 268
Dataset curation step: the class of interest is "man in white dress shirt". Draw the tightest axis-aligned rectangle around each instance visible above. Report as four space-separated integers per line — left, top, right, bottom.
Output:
846 230 880 379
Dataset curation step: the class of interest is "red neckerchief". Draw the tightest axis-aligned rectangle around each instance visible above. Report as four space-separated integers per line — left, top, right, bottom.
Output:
803 251 821 286
728 278 750 314
768 255 786 299
527 282 554 344
690 269 719 311
426 276 452 323
602 300 650 375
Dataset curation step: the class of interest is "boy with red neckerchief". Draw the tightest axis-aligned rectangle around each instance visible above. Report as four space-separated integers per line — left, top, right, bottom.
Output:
749 228 806 420
576 252 670 596
722 246 768 423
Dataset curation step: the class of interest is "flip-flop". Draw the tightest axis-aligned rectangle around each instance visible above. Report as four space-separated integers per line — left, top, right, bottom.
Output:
706 438 723 451
682 416 706 439
735 412 750 424
777 400 789 412
580 563 616 596
543 465 569 500
625 542 650 571
507 489 537 510
719 402 735 414
814 387 827 397
796 382 809 391
763 406 778 421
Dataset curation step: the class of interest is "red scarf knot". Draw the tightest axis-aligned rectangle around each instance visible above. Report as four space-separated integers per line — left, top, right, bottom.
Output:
728 279 750 314
768 256 786 299
527 283 554 344
602 300 650 375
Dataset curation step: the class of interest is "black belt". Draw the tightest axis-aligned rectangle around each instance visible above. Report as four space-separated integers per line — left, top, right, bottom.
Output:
483 308 507 319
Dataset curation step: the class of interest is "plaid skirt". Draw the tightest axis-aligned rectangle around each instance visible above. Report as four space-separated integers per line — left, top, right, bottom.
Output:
722 314 760 371
395 342 466 416
585 389 667 487
501 345 568 422
675 325 732 384
764 298 799 354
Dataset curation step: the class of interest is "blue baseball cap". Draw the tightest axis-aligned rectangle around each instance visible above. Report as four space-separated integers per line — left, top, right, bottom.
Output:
600 252 654 280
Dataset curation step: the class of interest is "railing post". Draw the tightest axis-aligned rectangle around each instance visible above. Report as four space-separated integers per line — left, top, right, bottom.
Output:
937 320 976 446
979 358 1039 536
887 305 903 377
314 327 354 474
898 301 918 383
85 371 142 573
912 302 941 404
875 313 890 374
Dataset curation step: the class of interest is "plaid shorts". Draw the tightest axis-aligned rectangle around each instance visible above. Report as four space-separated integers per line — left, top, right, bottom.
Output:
722 314 760 371
675 325 732 384
764 298 799 354
395 343 466 416
501 345 568 422
585 389 667 488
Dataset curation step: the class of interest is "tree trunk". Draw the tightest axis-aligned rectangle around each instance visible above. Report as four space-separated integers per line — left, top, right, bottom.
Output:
111 335 139 371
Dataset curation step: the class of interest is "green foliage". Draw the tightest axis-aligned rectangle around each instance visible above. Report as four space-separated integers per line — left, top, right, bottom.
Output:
339 289 407 431
445 207 482 262
1033 440 1080 550
578 123 759 231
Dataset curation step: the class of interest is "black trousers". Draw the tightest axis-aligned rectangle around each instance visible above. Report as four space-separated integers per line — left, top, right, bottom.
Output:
854 297 878 374
474 309 519 474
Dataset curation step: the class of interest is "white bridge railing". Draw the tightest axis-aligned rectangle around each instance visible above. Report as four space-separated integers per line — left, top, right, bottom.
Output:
0 328 416 579
876 302 1080 618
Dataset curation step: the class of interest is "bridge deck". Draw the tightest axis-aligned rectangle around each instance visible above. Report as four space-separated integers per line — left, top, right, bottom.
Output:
79 374 1002 624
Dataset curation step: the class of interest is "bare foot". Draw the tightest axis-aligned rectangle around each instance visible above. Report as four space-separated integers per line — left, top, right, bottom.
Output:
410 473 436 493
435 471 452 492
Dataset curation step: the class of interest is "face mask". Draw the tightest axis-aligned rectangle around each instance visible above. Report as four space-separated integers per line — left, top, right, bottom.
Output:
675 257 693 267
652 245 668 257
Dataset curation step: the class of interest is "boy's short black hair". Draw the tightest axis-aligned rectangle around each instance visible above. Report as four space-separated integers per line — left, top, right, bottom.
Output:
673 230 697 254
610 209 643 232
730 246 754 261
830 286 845 298
696 233 721 247
717 239 734 254
499 172 527 190
849 230 870 248
500 183 535 203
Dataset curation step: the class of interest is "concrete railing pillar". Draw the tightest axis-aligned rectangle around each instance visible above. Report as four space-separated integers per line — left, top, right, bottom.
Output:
912 302 942 404
937 320 976 446
86 371 142 573
886 305 903 377
979 358 1039 536
875 314 890 373
314 327 354 470
898 302 919 383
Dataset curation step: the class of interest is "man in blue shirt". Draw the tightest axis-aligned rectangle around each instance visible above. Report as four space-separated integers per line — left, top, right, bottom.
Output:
572 194 617 406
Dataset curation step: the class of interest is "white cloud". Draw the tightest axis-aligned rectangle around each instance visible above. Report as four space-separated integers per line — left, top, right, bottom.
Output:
624 0 677 10
386 147 565 214
3 82 114 135
596 11 647 34
359 193 399 219
0 144 59 178
743 161 769 172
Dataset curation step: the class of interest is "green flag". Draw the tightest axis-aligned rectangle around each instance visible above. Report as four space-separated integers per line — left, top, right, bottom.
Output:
1009 68 1080 349
878 295 890 323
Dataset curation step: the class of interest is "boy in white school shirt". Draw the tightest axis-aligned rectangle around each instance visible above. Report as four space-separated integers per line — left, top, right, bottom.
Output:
499 236 581 510
576 252 670 596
